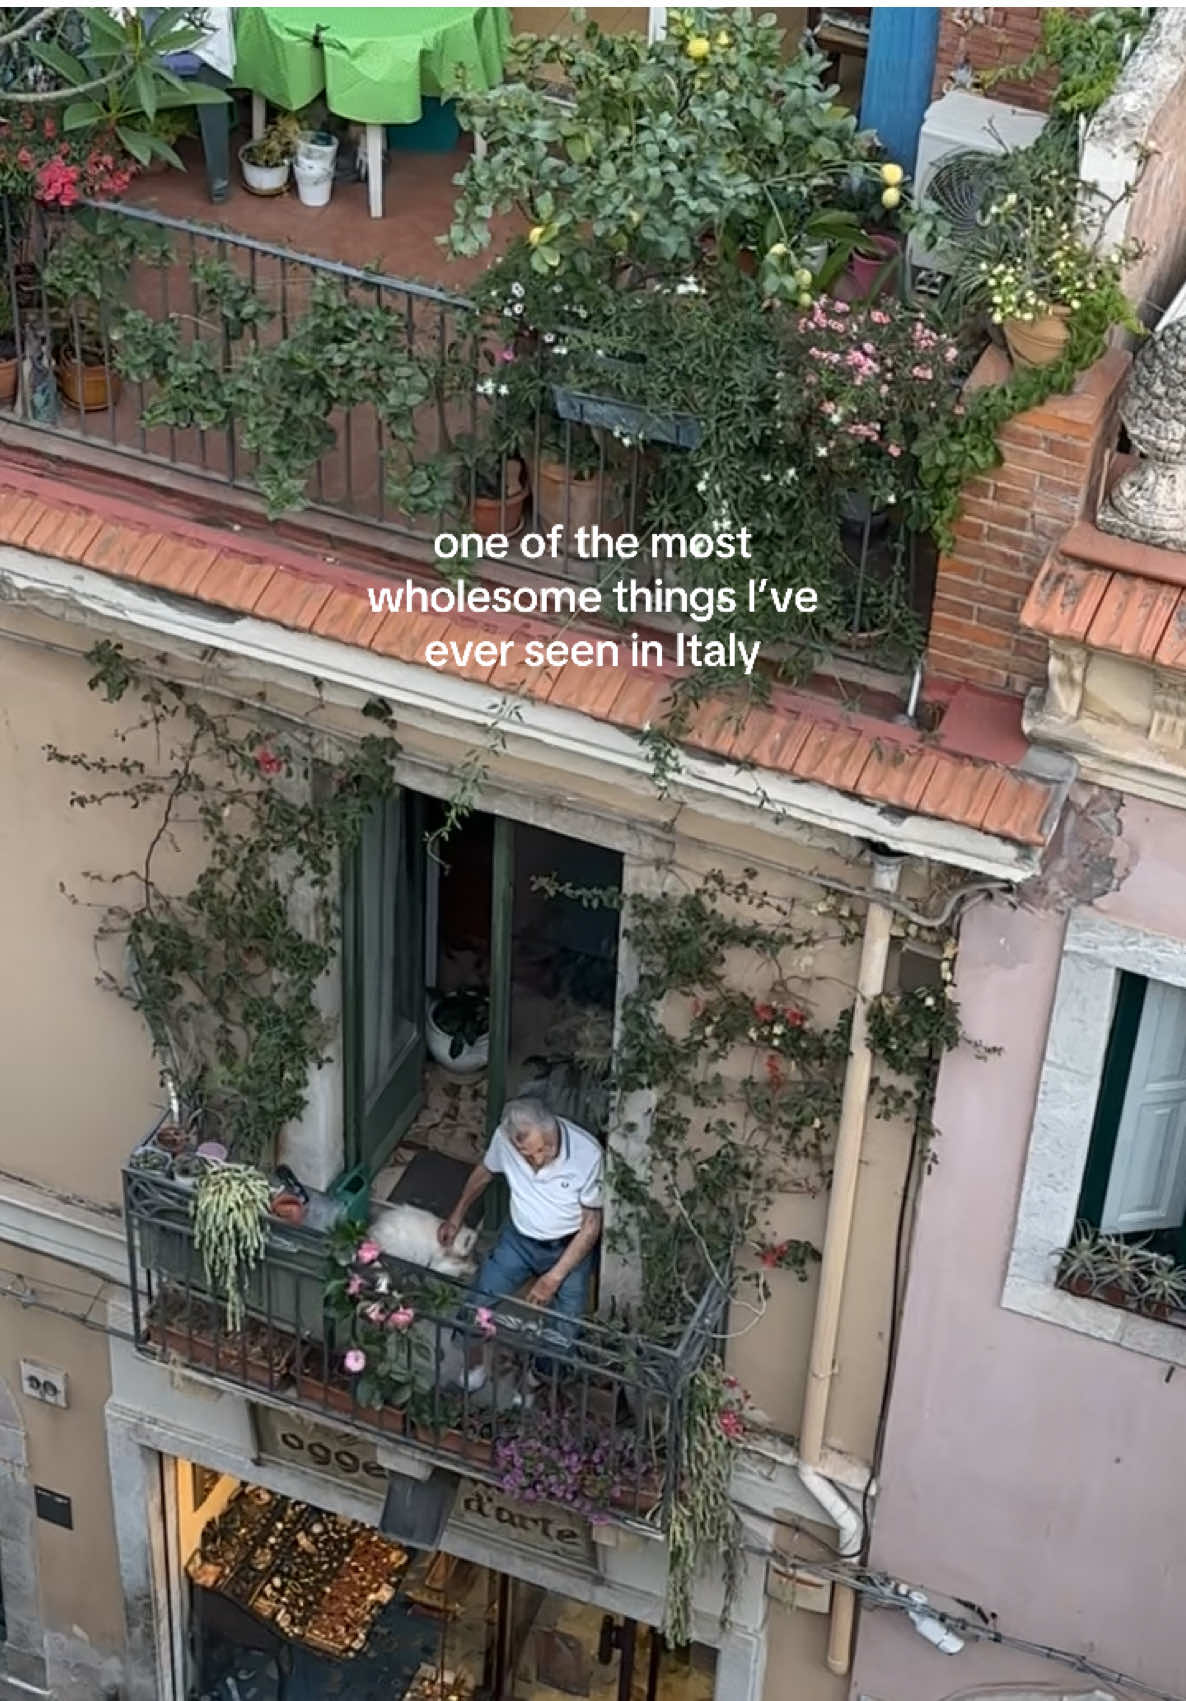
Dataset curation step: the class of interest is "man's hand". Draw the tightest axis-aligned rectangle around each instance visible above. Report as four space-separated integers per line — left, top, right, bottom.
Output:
438 1216 460 1249
526 1273 560 1308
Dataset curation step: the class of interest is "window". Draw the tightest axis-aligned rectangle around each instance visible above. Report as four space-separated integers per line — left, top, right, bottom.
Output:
1003 913 1186 1364
1077 973 1186 1258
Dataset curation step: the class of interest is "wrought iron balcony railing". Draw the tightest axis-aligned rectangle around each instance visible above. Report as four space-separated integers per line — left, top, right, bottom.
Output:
123 1158 726 1536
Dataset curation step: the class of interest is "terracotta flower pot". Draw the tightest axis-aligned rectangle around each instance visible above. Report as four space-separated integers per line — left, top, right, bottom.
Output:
270 1191 306 1225
533 456 624 536
848 233 901 300
154 1122 191 1156
1003 309 1070 370
470 461 528 540
0 355 17 406
57 356 120 412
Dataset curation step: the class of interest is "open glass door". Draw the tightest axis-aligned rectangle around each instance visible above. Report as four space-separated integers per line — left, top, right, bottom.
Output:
343 787 427 1174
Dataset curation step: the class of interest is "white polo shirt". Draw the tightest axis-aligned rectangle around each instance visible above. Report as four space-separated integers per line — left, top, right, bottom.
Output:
483 1117 604 1241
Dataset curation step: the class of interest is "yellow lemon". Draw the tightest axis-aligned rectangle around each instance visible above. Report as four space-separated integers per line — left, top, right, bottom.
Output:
768 242 788 258
527 225 545 246
880 186 901 210
686 35 710 59
880 162 904 186
794 266 813 288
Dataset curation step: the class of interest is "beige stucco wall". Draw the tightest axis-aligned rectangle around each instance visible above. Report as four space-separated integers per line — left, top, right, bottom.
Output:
0 1244 126 1666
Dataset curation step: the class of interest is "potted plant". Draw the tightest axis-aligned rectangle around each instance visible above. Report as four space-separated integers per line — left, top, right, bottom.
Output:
239 112 301 196
192 1161 271 1330
1140 1255 1186 1321
39 217 152 411
532 420 624 539
146 1286 294 1387
426 987 490 1073
959 175 1140 369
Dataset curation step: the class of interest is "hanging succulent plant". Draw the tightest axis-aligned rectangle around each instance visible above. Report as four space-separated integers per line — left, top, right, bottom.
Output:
192 1163 271 1331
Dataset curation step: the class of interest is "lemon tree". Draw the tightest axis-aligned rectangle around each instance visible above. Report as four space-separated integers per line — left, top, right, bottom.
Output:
447 7 888 292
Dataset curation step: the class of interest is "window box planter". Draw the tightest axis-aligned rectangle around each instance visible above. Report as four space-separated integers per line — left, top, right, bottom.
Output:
551 382 701 451
407 1419 493 1467
295 1357 408 1434
146 1292 295 1390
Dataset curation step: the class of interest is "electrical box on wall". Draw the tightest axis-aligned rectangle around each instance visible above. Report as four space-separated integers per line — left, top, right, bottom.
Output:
766 1563 832 1614
20 1359 69 1408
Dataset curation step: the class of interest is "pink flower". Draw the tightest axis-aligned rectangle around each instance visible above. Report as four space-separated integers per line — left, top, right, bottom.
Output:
753 1001 775 1022
475 1306 497 1339
356 1240 381 1264
344 1348 366 1373
719 1409 745 1440
255 746 283 776
887 442 903 458
387 1306 415 1330
497 346 515 362
364 1302 385 1323
346 1274 363 1297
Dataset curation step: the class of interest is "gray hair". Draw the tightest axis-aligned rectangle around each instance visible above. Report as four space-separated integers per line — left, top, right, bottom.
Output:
501 1098 559 1146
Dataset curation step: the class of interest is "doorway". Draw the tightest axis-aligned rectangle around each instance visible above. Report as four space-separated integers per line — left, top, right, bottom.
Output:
341 790 623 1206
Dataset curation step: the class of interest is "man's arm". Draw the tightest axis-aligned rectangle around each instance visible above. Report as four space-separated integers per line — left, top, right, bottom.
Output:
526 1206 602 1305
439 1162 495 1245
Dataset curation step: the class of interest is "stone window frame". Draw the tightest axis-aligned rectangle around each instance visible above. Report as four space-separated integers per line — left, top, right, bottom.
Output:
1003 912 1186 1367
0 1377 47 1694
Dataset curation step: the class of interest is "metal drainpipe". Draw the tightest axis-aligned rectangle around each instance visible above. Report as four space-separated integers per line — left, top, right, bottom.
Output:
797 846 903 1676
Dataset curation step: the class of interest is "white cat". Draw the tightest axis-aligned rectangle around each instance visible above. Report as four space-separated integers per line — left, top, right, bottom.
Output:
367 1202 479 1281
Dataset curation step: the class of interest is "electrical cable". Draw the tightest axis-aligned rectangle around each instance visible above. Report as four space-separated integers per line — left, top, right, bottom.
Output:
758 1554 1184 1701
0 1274 137 1343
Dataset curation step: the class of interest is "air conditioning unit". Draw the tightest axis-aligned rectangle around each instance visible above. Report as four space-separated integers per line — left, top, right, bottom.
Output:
910 91 1048 275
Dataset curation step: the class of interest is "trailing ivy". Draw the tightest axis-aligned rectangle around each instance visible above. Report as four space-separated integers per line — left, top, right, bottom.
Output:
45 642 400 1164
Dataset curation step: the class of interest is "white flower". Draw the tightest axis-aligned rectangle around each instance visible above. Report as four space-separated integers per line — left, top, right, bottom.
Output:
542 332 556 345
511 302 524 316
761 471 773 484
555 344 568 356
696 476 710 495
816 444 828 457
510 281 525 299
497 384 509 397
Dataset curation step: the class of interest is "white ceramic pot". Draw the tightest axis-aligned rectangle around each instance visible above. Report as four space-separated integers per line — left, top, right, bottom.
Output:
297 130 338 170
425 1000 490 1075
294 156 333 208
239 147 290 196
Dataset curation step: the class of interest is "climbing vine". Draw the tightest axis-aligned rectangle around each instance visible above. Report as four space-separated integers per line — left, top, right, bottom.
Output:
45 642 400 1163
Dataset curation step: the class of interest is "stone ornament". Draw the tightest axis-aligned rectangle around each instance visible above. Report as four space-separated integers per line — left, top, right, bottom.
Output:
1098 320 1186 552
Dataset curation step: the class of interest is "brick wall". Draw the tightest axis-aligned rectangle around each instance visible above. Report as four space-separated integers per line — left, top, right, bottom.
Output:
932 8 1056 112
925 348 1129 695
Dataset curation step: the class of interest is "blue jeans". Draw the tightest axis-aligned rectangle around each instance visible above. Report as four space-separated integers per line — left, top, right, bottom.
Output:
472 1222 592 1368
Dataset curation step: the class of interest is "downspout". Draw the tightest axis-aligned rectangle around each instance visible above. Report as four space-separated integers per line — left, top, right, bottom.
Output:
796 847 903 1676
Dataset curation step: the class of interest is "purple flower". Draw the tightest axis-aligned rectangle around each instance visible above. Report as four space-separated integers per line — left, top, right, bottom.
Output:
344 1348 366 1373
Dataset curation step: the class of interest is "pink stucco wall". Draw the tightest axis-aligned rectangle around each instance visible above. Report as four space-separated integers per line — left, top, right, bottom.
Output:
852 795 1186 1701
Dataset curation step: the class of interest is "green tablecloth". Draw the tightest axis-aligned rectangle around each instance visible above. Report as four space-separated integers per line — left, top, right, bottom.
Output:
234 7 510 126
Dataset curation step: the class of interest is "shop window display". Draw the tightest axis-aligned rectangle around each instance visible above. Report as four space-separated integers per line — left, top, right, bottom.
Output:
178 1467 715 1701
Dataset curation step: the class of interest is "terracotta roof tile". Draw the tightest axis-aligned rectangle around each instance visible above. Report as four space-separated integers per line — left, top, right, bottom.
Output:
22 506 103 562
980 768 1053 847
253 572 333 631
80 521 167 581
791 724 877 792
0 492 45 546
1020 556 1110 642
749 712 814 775
607 673 674 731
1154 598 1186 673
312 587 389 649
369 610 452 665
197 551 275 614
1087 573 1180 660
918 753 1005 831
0 462 1065 854
857 743 941 813
137 539 220 597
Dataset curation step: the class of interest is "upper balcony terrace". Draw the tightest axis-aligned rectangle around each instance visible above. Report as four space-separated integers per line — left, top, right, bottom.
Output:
0 114 940 694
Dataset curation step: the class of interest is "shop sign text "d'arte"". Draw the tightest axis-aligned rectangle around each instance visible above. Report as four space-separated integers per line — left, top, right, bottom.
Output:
252 1406 595 1566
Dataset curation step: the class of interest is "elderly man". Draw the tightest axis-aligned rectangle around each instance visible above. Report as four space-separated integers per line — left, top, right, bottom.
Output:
438 1098 603 1385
